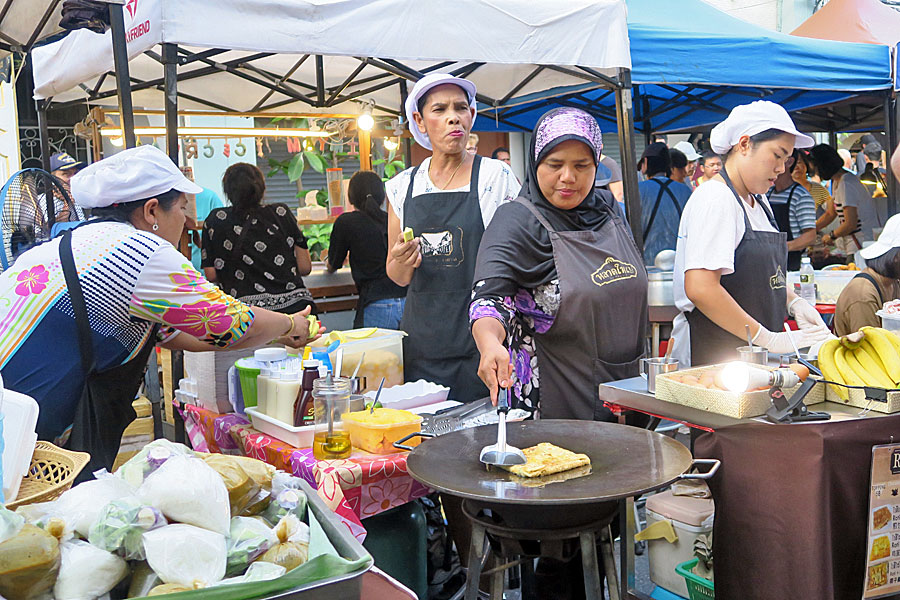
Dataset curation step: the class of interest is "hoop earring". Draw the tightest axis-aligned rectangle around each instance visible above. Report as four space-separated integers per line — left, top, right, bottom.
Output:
152 223 159 231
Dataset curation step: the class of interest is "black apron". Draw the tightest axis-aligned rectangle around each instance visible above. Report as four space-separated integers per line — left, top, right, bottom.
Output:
642 177 682 240
767 182 803 271
399 156 488 403
59 230 159 480
687 171 788 366
515 198 648 421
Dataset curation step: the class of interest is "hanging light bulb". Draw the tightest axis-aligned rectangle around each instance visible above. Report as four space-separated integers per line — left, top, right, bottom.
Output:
357 101 375 132
383 137 399 151
110 135 124 147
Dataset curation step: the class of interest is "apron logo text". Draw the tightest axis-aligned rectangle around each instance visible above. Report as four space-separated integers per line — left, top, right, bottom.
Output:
769 265 786 290
591 257 637 288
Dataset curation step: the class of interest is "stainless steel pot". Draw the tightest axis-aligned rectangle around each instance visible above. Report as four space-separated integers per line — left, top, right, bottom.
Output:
648 270 674 306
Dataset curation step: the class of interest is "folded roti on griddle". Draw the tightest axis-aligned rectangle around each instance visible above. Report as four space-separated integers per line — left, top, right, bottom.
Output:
505 443 591 478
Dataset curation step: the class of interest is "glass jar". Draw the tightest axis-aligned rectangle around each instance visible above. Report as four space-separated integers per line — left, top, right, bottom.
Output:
312 377 352 459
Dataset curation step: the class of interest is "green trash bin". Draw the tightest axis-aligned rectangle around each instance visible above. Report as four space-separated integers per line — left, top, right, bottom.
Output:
362 500 428 599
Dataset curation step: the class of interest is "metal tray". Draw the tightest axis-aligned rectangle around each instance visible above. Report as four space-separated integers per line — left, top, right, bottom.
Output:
250 480 373 600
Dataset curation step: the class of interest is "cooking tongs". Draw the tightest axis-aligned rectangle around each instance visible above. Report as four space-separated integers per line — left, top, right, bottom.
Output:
479 387 526 467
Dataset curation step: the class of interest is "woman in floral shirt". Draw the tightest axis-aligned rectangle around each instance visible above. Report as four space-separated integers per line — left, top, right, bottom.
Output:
0 146 320 444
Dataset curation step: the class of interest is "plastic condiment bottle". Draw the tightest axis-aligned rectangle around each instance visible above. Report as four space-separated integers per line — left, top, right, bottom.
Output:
272 371 302 426
294 359 322 426
256 367 271 415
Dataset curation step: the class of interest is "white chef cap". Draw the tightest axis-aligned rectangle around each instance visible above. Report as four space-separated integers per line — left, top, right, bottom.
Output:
709 101 814 155
71 145 202 209
405 73 477 150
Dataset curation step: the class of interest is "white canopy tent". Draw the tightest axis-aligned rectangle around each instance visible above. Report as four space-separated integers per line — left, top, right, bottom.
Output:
32 0 631 117
28 0 645 241
0 0 63 56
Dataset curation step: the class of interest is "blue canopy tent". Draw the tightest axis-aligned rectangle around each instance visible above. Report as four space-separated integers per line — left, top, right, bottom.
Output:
476 0 894 135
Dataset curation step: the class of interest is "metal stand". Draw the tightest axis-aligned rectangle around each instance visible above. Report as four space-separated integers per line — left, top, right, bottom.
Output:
105 0 136 148
614 68 643 249
162 43 179 162
461 500 612 600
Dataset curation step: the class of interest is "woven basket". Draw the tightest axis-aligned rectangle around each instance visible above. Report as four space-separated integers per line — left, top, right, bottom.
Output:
5 441 90 509
655 364 825 419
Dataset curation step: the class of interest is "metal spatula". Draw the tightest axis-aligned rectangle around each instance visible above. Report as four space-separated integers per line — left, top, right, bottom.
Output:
479 387 526 466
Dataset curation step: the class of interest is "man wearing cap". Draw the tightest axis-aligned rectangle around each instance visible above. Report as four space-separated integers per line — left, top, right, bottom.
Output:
36 152 86 232
385 73 519 403
670 100 831 367
673 141 701 189
0 145 321 473
638 142 691 265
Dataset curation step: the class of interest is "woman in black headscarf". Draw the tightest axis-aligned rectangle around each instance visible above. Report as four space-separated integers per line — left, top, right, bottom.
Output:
470 107 648 421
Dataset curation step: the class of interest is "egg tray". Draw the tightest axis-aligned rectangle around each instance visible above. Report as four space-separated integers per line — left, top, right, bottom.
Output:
654 364 825 419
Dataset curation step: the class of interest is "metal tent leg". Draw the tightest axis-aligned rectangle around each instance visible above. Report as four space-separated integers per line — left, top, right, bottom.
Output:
106 0 136 148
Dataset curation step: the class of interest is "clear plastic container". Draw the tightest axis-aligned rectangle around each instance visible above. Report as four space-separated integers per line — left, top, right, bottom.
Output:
313 377 352 459
877 310 900 334
344 408 423 454
309 329 406 392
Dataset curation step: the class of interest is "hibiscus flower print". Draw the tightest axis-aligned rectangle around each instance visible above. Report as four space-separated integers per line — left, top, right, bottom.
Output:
170 267 221 301
15 265 49 297
162 300 235 338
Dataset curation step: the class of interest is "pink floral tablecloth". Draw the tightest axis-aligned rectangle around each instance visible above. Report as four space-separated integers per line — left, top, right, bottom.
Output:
179 403 430 541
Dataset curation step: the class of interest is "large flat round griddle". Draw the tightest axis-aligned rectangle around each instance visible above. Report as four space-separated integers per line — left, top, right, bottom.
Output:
406 420 692 505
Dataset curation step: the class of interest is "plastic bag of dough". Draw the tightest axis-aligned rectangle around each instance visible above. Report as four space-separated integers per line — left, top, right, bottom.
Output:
197 455 260 516
142 524 226 588
219 561 286 585
34 473 135 539
261 473 307 524
257 514 310 572
198 454 276 491
88 497 167 560
115 440 195 488
0 521 62 600
137 455 230 535
0 505 25 543
53 540 128 600
225 517 277 575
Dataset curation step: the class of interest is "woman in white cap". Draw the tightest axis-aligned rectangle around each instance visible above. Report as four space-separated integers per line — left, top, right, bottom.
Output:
670 101 832 366
0 145 320 474
385 73 519 402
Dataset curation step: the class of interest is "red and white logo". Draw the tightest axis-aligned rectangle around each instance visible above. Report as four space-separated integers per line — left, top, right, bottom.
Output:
125 0 139 19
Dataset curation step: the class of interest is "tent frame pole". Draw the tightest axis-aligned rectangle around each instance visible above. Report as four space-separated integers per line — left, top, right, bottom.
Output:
105 0 136 148
35 101 52 172
615 68 643 249
399 80 412 167
885 92 899 218
163 43 179 164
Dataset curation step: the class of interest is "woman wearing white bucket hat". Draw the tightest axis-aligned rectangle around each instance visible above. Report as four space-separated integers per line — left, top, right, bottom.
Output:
385 73 520 402
0 145 322 475
670 101 832 366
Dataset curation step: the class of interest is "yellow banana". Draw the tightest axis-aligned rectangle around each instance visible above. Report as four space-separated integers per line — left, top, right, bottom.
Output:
851 346 896 389
834 346 865 387
816 338 848 401
844 350 876 388
860 339 890 377
861 327 900 383
874 327 900 355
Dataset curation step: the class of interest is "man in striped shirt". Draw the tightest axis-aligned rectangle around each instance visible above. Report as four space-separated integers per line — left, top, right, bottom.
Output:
767 149 817 271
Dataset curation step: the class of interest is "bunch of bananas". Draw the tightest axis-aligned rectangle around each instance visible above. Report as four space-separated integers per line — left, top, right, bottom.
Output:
817 327 900 400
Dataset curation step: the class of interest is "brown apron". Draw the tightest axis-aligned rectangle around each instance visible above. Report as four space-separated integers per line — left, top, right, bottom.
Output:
515 198 648 421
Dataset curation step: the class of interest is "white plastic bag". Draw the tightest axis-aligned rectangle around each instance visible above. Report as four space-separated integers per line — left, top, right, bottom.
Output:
115 440 195 488
0 505 24 543
53 540 128 600
137 456 230 534
44 474 134 538
142 524 226 588
225 517 277 575
88 497 167 560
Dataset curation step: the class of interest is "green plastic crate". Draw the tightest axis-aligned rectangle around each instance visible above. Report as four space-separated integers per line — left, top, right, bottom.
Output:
675 558 714 600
